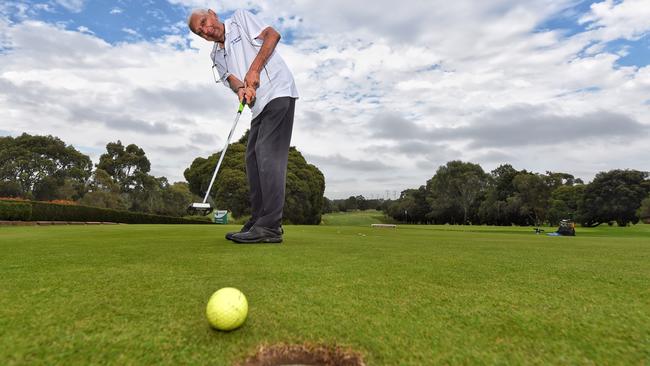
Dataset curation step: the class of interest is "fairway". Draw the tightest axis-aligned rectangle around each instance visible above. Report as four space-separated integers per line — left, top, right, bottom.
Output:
1 223 649 365
320 209 393 226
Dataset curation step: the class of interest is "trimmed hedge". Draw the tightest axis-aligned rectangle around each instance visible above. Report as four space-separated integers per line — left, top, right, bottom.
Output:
0 200 32 220
0 200 211 224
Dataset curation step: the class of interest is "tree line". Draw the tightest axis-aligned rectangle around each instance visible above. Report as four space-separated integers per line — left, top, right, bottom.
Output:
0 133 325 223
3 134 648 226
323 195 387 213
379 161 650 227
0 133 198 217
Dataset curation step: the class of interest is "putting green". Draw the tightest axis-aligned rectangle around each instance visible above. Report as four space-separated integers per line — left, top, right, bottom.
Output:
1 223 648 365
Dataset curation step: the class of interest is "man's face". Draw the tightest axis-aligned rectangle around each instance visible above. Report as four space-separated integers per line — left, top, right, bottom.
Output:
190 10 223 42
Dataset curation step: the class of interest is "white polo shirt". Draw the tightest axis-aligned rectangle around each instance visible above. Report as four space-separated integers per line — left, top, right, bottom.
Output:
210 9 299 119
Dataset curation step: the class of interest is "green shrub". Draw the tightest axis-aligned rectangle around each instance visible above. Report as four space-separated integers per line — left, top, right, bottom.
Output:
0 200 32 220
0 200 210 224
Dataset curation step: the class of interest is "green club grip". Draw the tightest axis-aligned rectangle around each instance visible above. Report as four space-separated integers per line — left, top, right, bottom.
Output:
238 97 247 113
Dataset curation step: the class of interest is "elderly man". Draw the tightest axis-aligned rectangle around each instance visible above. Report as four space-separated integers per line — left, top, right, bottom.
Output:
188 9 299 244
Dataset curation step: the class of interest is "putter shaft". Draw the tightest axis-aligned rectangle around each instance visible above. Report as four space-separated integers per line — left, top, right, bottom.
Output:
201 100 246 204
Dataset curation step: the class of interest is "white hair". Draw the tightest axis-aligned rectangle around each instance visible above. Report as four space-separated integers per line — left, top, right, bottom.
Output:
187 9 210 32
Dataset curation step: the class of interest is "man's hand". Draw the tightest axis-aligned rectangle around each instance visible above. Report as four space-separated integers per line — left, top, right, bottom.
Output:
236 87 246 104
237 86 256 106
244 70 260 90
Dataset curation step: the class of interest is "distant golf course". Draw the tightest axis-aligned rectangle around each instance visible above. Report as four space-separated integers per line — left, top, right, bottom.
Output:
1 211 648 365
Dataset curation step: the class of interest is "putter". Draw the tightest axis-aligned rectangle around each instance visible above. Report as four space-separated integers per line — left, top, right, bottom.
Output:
188 97 247 215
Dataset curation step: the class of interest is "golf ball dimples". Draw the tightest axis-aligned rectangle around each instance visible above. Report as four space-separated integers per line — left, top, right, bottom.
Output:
206 287 248 331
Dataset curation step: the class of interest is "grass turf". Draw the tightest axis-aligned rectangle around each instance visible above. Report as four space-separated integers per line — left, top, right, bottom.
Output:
1 220 649 365
320 209 393 226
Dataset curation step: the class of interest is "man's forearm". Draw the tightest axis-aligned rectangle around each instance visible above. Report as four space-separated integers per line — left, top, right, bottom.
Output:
249 27 281 74
226 75 244 93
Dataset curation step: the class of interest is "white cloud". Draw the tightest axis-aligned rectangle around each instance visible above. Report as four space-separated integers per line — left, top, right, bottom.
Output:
579 0 650 42
110 7 123 15
2 0 650 199
0 20 235 184
34 3 56 13
54 0 85 13
76 25 93 35
0 2 30 20
122 27 139 36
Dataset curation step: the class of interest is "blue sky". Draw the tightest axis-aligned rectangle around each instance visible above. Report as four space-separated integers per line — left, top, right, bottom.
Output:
536 0 595 35
5 0 648 66
607 38 650 67
3 1 266 45
1 0 649 198
6 1 191 43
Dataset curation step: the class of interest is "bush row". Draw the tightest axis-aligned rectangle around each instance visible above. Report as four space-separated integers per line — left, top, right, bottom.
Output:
0 200 211 224
0 200 32 220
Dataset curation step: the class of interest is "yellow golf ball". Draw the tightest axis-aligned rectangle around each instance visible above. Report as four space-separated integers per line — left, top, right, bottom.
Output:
206 287 248 331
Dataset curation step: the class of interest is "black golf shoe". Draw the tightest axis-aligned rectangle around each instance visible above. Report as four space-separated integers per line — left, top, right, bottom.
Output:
225 220 255 241
231 226 283 244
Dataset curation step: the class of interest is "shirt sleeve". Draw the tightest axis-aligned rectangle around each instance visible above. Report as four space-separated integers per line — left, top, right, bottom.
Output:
235 9 270 43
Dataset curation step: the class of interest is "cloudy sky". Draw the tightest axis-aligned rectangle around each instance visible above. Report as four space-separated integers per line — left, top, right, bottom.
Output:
1 0 649 199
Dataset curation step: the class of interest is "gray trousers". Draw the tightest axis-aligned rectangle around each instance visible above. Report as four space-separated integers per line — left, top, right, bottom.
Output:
246 97 295 228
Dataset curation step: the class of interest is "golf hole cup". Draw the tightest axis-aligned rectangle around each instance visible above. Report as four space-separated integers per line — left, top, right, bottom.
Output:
206 287 248 331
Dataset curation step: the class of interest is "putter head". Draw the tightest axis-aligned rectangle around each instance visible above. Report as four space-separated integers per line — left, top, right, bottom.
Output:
187 202 213 215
